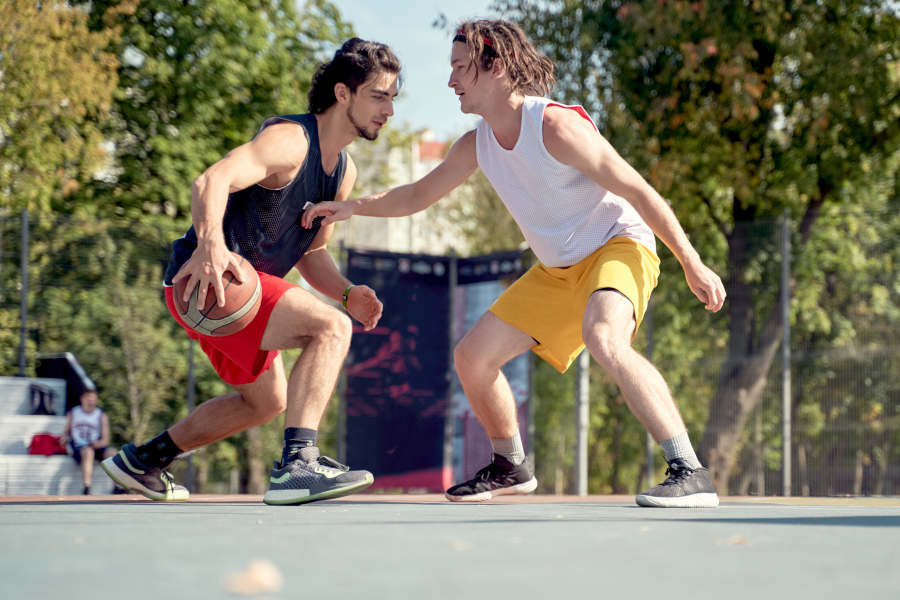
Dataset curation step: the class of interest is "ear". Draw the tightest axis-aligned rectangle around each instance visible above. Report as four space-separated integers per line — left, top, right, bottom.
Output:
334 82 351 106
490 57 505 80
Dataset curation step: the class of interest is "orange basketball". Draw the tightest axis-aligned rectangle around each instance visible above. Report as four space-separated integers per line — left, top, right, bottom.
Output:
173 253 261 337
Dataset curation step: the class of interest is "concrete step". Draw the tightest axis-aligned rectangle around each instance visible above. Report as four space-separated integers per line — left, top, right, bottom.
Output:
0 376 66 417
0 455 114 496
0 415 67 454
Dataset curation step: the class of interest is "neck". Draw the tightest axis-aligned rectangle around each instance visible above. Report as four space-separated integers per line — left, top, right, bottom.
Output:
314 108 357 160
481 93 525 149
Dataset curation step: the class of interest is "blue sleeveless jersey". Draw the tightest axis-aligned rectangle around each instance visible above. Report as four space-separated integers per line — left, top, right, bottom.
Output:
164 114 347 284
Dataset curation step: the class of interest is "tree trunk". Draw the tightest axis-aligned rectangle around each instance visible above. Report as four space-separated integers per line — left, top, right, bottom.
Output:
698 195 825 492
697 219 783 491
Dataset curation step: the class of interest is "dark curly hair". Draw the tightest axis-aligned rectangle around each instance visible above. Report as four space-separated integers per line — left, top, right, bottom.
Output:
308 38 402 114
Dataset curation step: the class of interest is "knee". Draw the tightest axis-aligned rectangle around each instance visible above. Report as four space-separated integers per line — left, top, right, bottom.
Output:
583 324 627 367
249 393 287 423
316 310 353 348
454 335 494 380
80 446 94 460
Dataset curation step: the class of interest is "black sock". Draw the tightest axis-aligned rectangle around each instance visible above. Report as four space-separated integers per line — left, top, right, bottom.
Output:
135 431 183 469
282 427 317 464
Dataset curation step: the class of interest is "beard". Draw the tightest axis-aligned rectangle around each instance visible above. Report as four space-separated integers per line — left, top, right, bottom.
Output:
348 102 379 141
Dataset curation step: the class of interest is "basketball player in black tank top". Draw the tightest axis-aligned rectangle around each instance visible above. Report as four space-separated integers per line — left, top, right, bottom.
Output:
102 39 400 505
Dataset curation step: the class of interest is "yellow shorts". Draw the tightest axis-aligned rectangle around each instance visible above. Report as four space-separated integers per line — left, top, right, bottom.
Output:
490 237 659 374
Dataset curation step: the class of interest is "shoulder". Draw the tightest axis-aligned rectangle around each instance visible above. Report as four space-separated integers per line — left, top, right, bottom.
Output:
542 105 603 164
542 105 596 140
446 130 477 166
251 118 310 164
456 129 477 147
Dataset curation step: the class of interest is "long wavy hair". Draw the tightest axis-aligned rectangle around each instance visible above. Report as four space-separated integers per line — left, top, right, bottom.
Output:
454 20 554 96
308 38 402 114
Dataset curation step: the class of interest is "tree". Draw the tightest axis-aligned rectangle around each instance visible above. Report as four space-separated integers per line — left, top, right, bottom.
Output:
496 0 900 489
0 0 122 213
78 0 353 218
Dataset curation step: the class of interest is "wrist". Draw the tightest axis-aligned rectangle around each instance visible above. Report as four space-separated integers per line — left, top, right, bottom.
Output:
342 284 356 309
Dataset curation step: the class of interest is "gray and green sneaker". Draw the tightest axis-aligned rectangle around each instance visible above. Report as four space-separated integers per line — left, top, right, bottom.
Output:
101 443 189 501
263 447 373 506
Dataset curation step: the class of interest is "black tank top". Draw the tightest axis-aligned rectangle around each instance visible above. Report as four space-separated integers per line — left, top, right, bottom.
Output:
163 114 347 284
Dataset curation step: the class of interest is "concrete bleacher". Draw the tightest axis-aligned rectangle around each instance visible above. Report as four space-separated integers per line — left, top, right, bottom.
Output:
0 376 113 495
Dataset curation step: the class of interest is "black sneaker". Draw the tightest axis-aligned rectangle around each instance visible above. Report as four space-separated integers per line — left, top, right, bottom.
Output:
445 454 537 502
101 443 189 501
635 458 719 507
263 447 374 506
82 485 91 496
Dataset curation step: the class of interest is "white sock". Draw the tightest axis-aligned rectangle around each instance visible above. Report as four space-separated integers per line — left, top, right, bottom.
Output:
491 433 525 466
660 431 702 469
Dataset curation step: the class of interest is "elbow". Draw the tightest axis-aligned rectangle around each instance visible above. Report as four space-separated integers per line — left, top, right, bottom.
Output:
192 172 210 196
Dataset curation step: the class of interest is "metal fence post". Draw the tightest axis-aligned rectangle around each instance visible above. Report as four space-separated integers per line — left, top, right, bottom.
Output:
781 210 792 496
645 300 655 489
574 349 589 495
186 338 196 491
18 209 29 377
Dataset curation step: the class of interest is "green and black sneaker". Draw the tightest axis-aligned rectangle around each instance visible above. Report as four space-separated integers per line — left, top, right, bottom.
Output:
263 447 373 506
101 443 189 501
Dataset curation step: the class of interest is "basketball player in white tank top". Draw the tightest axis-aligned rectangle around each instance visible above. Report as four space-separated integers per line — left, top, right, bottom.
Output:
304 20 727 508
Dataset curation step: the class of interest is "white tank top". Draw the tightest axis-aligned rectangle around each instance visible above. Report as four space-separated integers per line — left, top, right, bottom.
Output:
475 96 656 267
70 405 103 446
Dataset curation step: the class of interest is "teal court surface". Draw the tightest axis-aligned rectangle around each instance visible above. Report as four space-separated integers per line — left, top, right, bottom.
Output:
1 494 898 600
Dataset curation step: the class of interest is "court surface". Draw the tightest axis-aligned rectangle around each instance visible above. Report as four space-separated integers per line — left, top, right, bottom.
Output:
1 494 897 599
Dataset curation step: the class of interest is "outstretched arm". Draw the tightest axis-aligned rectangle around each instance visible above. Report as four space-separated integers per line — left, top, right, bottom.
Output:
542 106 726 312
301 130 478 228
173 121 310 308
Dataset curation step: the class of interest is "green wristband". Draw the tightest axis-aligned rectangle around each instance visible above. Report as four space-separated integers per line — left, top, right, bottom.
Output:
342 284 355 309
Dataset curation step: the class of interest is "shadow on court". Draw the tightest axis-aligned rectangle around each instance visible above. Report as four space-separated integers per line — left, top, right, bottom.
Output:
658 515 900 527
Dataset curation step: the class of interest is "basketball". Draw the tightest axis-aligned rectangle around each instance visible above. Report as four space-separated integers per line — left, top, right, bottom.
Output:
173 253 261 337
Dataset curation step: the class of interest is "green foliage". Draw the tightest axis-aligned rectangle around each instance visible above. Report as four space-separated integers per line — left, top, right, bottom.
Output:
493 0 899 491
0 0 121 212
442 170 526 256
78 0 353 218
1 0 356 492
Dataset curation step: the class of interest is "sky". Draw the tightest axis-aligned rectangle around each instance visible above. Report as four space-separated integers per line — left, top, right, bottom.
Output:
328 0 501 140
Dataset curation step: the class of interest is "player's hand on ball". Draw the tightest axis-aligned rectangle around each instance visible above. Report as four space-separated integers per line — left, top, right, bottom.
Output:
346 285 383 331
301 201 354 228
173 243 245 309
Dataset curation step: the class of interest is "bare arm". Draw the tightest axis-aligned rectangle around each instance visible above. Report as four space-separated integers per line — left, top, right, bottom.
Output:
94 413 111 448
61 412 72 445
174 121 310 308
301 130 478 228
542 106 725 312
297 157 383 331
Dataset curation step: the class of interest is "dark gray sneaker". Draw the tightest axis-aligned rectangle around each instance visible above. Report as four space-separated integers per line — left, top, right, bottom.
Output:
101 443 189 501
636 458 719 507
263 448 373 506
445 454 537 502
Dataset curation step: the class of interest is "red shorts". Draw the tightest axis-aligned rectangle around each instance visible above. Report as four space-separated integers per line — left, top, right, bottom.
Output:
165 271 296 385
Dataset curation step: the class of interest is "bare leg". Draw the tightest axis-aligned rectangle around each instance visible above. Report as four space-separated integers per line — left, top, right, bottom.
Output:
454 312 536 438
258 287 352 429
582 290 686 442
80 446 94 487
169 356 288 450
168 286 351 450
